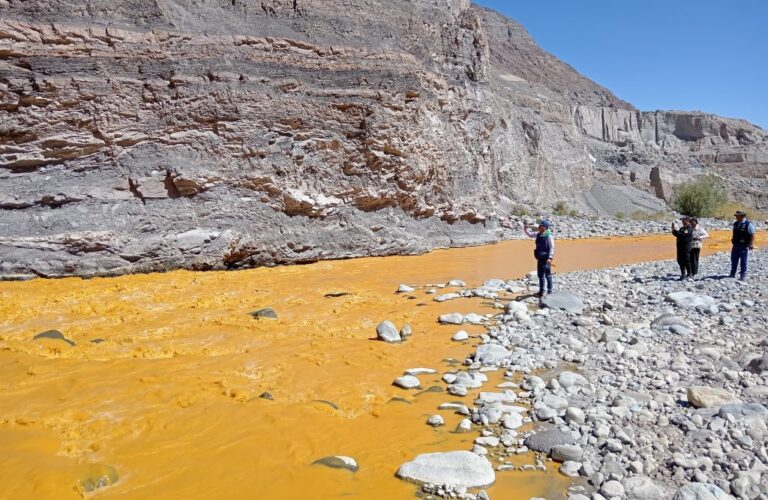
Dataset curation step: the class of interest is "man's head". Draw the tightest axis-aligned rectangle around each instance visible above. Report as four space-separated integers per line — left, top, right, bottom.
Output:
680 216 690 226
537 220 551 233
690 218 698 226
735 210 747 220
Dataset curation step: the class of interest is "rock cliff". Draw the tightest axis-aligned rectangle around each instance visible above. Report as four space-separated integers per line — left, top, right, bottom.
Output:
1 0 766 278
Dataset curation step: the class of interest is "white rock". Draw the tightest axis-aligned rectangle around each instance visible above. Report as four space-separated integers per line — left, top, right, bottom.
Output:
393 375 420 389
396 451 495 488
474 343 511 365
502 413 523 430
427 415 444 427
438 313 464 325
397 284 415 293
452 330 469 341
404 368 436 376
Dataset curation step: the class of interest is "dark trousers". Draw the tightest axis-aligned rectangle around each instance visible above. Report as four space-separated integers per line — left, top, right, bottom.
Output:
730 245 749 277
690 248 701 276
676 247 691 277
536 257 553 293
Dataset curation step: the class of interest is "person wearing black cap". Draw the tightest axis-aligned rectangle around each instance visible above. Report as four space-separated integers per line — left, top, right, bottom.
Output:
671 217 694 280
524 220 555 297
730 210 756 280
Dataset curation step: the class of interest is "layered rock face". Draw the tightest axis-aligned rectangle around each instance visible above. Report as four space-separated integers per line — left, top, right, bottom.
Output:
0 1 765 278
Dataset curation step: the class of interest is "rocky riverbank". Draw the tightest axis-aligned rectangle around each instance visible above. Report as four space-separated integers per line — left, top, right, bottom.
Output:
392 250 767 499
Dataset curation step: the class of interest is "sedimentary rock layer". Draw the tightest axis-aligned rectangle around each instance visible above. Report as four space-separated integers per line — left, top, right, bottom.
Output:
0 1 765 278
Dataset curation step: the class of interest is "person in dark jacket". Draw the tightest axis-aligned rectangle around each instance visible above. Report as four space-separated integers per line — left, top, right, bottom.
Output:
730 210 756 280
671 217 694 280
524 219 555 297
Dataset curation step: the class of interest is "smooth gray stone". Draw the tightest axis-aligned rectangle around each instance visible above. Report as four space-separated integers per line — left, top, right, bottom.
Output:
541 291 585 314
250 307 277 319
312 456 359 472
33 329 75 346
524 429 577 453
376 320 401 343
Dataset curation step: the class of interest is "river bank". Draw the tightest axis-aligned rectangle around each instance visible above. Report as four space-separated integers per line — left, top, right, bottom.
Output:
401 249 766 499
0 231 760 498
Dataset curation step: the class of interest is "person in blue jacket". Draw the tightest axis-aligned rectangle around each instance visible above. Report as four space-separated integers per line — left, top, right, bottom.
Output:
524 219 555 298
730 210 756 280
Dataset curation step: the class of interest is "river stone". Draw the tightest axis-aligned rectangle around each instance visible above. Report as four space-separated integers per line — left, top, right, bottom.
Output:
404 368 436 376
541 291 585 314
601 480 625 498
76 464 118 494
746 352 768 373
312 455 359 472
452 330 469 341
502 413 523 430
687 386 740 408
673 482 733 500
427 415 445 427
448 279 466 287
393 375 420 390
551 444 583 462
33 329 76 346
396 451 495 488
524 430 577 453
504 301 529 315
623 476 670 499
651 313 693 330
250 307 278 319
474 344 511 365
666 291 716 309
558 371 588 388
438 313 464 325
718 403 768 419
397 284 415 293
559 461 582 477
400 324 412 338
376 321 401 343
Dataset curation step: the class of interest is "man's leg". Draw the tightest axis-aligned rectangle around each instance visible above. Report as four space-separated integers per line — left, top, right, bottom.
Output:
690 249 700 276
730 246 739 277
537 259 545 296
739 247 749 279
545 263 553 294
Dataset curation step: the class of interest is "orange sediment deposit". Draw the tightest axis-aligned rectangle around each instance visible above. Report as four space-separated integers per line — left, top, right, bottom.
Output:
0 232 731 498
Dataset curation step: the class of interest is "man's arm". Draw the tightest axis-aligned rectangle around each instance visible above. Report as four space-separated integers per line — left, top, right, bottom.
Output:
547 235 555 260
748 222 756 248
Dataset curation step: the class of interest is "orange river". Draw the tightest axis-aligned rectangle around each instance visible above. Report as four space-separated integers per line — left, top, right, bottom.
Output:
0 231 732 499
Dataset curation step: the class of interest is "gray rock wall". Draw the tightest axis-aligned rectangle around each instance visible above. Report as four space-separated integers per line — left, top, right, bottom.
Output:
0 1 765 278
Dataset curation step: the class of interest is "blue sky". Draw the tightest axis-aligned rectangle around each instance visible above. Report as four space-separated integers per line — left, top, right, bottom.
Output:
473 1 768 128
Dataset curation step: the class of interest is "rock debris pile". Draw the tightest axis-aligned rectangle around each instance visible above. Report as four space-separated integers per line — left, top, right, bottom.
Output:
394 251 767 499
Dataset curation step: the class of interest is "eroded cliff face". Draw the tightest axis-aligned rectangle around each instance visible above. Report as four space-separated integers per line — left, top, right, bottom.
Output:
0 0 765 278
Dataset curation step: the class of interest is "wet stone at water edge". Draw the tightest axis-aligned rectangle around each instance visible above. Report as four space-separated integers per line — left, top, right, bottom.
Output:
32 329 76 347
312 456 359 473
250 307 278 319
76 464 118 495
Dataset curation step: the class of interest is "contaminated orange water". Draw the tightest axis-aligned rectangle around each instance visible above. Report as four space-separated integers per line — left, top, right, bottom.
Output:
0 232 731 499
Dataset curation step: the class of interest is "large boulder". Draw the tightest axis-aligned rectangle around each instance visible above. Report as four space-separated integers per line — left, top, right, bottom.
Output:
396 451 495 488
541 291 585 314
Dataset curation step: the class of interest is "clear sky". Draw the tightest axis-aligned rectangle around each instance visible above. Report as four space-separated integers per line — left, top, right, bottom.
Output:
473 1 768 129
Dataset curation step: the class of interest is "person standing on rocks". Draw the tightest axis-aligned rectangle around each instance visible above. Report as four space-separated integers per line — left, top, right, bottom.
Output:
671 217 693 280
730 210 756 280
689 218 709 278
524 220 555 297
